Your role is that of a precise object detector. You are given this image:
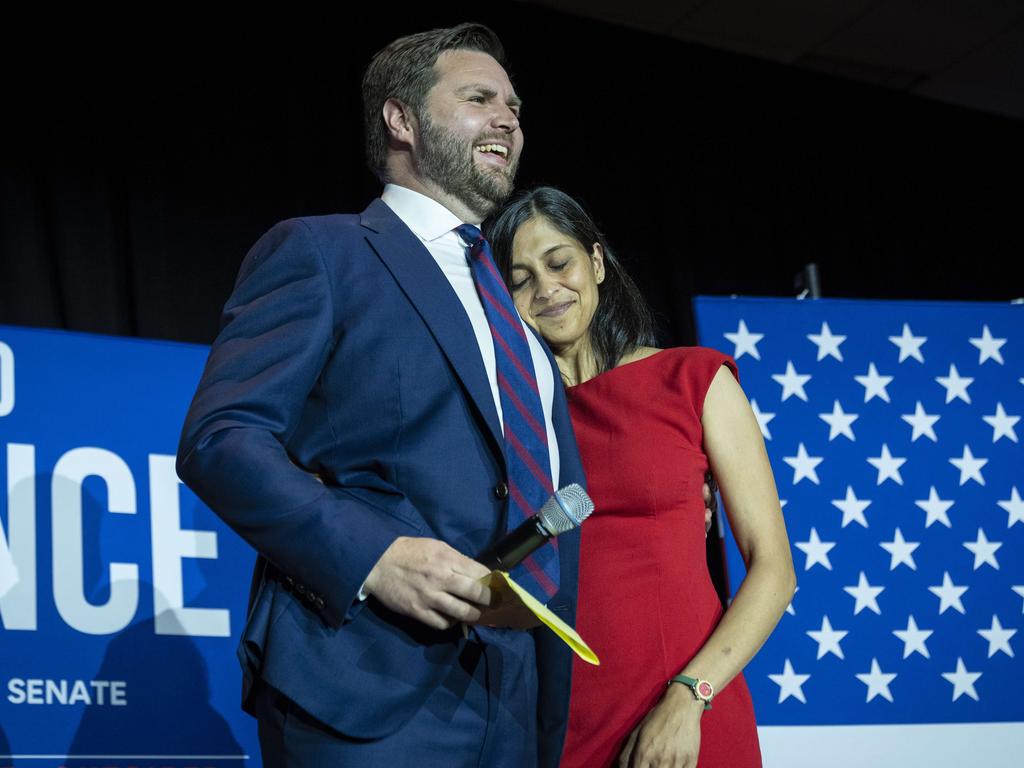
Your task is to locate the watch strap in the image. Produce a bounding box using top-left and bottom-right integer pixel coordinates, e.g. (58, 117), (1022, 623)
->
(668, 673), (713, 709)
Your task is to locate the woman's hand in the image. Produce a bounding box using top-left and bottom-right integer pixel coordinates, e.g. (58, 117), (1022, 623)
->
(618, 685), (704, 768)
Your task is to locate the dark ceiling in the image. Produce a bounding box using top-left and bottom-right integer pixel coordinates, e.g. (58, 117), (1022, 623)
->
(526, 0), (1024, 120)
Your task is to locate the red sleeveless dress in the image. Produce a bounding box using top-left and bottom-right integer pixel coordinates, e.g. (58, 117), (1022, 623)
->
(560, 347), (762, 768)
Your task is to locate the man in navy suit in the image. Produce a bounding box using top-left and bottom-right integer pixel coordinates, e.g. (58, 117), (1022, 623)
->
(177, 23), (584, 766)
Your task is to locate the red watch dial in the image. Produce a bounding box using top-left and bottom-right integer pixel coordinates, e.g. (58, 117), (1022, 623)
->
(697, 680), (714, 699)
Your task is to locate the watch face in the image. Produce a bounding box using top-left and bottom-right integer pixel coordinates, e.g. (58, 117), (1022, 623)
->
(697, 680), (714, 699)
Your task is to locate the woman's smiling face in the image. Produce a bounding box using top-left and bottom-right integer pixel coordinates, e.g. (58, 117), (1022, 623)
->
(508, 214), (605, 352)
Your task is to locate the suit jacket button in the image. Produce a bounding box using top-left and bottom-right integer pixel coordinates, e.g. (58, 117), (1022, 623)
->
(494, 481), (509, 500)
(315, 597), (325, 609)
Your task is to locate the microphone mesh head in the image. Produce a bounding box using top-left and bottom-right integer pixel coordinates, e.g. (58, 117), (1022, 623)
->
(538, 483), (595, 535)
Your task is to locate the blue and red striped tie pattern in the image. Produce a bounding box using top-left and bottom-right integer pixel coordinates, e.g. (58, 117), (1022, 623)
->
(456, 223), (559, 602)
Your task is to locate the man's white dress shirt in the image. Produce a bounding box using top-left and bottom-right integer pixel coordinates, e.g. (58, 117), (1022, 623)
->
(381, 184), (560, 486)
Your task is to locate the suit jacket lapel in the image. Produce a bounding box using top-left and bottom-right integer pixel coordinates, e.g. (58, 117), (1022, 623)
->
(359, 199), (505, 456)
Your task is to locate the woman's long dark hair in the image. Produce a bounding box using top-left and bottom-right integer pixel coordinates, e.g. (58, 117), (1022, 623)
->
(484, 186), (657, 375)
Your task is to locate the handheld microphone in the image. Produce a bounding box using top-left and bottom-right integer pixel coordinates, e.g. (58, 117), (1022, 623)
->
(477, 483), (594, 571)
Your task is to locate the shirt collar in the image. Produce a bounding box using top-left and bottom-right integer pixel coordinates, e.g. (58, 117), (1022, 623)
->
(381, 184), (466, 243)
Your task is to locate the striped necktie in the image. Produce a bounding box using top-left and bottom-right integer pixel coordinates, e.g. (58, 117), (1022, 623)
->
(456, 223), (559, 602)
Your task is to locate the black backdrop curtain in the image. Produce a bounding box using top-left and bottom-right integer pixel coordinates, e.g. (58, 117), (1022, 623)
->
(3, 5), (1021, 345)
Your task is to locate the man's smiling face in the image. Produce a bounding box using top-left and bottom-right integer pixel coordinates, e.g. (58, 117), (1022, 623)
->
(414, 49), (523, 221)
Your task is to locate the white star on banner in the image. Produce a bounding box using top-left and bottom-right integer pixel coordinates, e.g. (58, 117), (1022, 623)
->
(844, 571), (885, 615)
(832, 486), (871, 528)
(901, 401), (940, 442)
(929, 571), (968, 614)
(949, 444), (987, 486)
(724, 320), (764, 361)
(963, 528), (1001, 570)
(893, 615), (933, 659)
(969, 325), (1006, 365)
(867, 444), (906, 485)
(855, 363), (894, 403)
(749, 399), (775, 440)
(889, 323), (927, 363)
(983, 402), (1019, 443)
(773, 361), (811, 402)
(795, 527), (835, 571)
(808, 322), (846, 362)
(856, 658), (896, 703)
(807, 615), (848, 659)
(942, 658), (981, 702)
(784, 443), (823, 485)
(936, 364), (974, 404)
(819, 400), (858, 441)
(998, 487), (1024, 528)
(785, 585), (800, 616)
(769, 659), (810, 704)
(1013, 586), (1024, 612)
(915, 486), (954, 528)
(978, 615), (1016, 658)
(880, 527), (919, 571)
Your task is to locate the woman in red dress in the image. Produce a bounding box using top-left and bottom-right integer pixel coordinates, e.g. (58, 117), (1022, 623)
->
(486, 188), (795, 768)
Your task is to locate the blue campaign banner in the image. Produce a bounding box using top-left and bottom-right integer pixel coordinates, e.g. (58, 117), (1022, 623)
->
(0, 326), (259, 768)
(694, 297), (1023, 732)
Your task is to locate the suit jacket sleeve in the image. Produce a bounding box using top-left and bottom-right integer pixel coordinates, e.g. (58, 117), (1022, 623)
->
(177, 218), (410, 627)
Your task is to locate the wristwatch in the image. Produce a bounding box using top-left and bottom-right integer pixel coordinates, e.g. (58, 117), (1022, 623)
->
(669, 673), (714, 709)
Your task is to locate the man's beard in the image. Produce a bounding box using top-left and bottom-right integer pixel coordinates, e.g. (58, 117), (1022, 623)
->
(417, 113), (518, 220)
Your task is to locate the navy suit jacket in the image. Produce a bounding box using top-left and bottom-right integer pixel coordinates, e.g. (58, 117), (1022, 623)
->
(177, 199), (585, 765)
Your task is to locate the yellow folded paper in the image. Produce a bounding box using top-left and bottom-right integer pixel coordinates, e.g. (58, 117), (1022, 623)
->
(484, 571), (599, 666)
